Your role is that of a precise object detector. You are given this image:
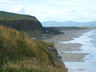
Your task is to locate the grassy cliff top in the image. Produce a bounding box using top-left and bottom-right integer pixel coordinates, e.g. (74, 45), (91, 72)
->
(0, 11), (36, 20)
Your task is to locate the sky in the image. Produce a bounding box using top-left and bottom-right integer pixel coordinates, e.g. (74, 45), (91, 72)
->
(0, 0), (96, 22)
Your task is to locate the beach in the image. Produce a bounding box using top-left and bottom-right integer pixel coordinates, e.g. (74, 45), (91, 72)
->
(45, 27), (95, 72)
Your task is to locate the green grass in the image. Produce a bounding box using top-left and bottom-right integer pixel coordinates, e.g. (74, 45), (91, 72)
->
(0, 11), (36, 20)
(0, 26), (67, 72)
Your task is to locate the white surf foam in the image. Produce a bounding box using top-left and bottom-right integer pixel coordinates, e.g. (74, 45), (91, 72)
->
(60, 30), (96, 72)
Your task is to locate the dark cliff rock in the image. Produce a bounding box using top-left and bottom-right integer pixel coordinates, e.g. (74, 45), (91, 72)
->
(0, 19), (43, 31)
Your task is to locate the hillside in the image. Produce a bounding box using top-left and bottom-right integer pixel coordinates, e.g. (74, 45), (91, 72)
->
(0, 11), (37, 20)
(0, 11), (43, 38)
(0, 26), (67, 72)
(42, 21), (96, 27)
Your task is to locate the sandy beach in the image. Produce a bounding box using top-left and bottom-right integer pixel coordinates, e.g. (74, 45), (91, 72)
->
(45, 27), (94, 63)
(46, 29), (90, 43)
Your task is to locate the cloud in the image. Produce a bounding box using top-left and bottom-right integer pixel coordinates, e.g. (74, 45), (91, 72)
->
(0, 0), (96, 22)
(34, 8), (96, 22)
(8, 6), (26, 14)
(18, 8), (25, 14)
(0, 0), (18, 3)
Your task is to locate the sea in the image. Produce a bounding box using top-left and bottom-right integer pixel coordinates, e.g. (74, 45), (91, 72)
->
(60, 30), (96, 72)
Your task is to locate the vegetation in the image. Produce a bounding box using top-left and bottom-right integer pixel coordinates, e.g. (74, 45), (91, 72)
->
(0, 26), (67, 72)
(0, 11), (43, 39)
(0, 11), (36, 20)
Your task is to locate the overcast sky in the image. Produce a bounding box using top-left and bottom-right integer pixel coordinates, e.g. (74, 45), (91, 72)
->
(0, 0), (96, 22)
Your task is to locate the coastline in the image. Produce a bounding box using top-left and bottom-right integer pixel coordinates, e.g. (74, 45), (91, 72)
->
(45, 27), (95, 71)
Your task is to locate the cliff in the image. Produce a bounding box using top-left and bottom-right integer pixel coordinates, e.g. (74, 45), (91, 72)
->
(0, 11), (68, 72)
(0, 11), (43, 36)
(0, 19), (43, 31)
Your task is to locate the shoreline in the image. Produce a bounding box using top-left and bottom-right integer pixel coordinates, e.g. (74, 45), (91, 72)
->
(45, 28), (91, 43)
(45, 27), (95, 71)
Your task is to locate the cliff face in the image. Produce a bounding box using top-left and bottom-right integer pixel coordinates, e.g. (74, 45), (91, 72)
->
(0, 11), (68, 72)
(0, 19), (43, 31)
(0, 11), (43, 32)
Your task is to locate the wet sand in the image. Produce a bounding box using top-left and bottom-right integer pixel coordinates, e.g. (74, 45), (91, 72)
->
(61, 53), (88, 62)
(56, 43), (81, 51)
